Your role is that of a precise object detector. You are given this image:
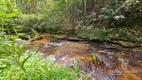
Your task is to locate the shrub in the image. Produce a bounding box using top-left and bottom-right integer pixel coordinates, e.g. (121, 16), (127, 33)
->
(0, 34), (81, 80)
(1, 52), (79, 80)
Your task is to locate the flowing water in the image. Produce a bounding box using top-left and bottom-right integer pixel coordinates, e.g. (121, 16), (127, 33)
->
(17, 34), (142, 80)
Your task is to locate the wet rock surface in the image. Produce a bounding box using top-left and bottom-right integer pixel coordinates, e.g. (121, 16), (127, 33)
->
(17, 35), (142, 80)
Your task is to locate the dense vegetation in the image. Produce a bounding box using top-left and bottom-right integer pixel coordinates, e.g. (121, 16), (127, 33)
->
(0, 32), (83, 80)
(0, 0), (142, 41)
(0, 0), (142, 79)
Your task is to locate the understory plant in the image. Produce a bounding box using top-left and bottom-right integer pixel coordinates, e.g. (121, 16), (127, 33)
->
(1, 52), (80, 80)
(0, 32), (81, 80)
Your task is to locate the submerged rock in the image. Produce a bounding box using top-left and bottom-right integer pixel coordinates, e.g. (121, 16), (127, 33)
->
(16, 34), (142, 80)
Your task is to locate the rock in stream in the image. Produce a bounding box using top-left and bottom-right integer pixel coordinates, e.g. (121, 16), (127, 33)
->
(17, 35), (142, 80)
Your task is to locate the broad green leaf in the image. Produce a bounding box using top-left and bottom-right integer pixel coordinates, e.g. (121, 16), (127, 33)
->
(0, 28), (6, 31)
(42, 65), (49, 72)
(14, 25), (23, 29)
(56, 1), (64, 7)
(17, 45), (26, 59)
(92, 52), (96, 60)
(6, 13), (17, 18)
(21, 55), (32, 67)
(32, 29), (39, 39)
(58, 11), (63, 14)
(8, 59), (19, 65)
(10, 39), (15, 54)
(0, 11), (4, 17)
(13, 28), (18, 34)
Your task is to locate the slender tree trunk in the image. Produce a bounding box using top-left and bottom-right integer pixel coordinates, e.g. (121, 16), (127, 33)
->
(13, 0), (17, 8)
(82, 0), (86, 21)
(42, 0), (47, 9)
(33, 0), (38, 15)
(91, 0), (95, 11)
(17, 0), (22, 11)
(67, 0), (70, 24)
(116, 0), (119, 8)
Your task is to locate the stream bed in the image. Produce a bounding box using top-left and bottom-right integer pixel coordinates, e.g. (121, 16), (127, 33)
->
(17, 34), (142, 80)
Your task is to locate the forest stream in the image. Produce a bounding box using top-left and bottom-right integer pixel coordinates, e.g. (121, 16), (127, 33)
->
(16, 34), (142, 80)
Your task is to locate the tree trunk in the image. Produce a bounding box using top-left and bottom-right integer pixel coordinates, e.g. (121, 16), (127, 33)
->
(33, 0), (38, 15)
(82, 0), (86, 22)
(116, 0), (119, 8)
(67, 0), (70, 24)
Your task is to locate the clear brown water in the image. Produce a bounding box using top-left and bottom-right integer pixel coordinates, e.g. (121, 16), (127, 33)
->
(18, 34), (142, 80)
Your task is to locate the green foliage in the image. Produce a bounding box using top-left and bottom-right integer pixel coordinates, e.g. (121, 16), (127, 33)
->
(0, 33), (81, 80)
(0, 0), (21, 34)
(1, 0), (142, 42)
(40, 12), (69, 34)
(18, 13), (69, 34)
(77, 25), (110, 41)
(18, 3), (70, 34)
(0, 34), (29, 72)
(76, 26), (142, 42)
(116, 28), (141, 41)
(99, 5), (126, 27)
(1, 52), (79, 80)
(92, 52), (96, 60)
(0, 32), (11, 56)
(126, 0), (142, 12)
